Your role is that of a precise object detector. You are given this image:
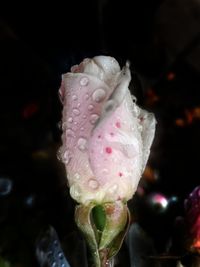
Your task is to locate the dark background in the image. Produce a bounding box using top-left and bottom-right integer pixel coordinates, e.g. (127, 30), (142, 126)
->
(0, 1), (200, 266)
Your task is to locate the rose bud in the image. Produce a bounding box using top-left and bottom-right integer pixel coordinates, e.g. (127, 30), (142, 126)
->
(58, 56), (156, 205)
(58, 55), (156, 267)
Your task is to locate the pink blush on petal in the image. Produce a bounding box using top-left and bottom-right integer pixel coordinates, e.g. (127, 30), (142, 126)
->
(115, 121), (121, 128)
(105, 147), (112, 154)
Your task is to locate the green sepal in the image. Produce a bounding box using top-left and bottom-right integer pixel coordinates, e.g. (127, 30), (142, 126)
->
(75, 201), (130, 267)
(75, 203), (101, 266)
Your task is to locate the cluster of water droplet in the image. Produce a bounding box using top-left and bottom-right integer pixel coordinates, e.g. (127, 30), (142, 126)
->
(57, 75), (109, 168)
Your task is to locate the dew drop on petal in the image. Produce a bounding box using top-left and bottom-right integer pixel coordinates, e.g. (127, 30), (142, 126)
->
(88, 104), (94, 111)
(74, 173), (80, 180)
(131, 95), (137, 103)
(70, 184), (81, 199)
(102, 168), (108, 174)
(56, 148), (62, 161)
(62, 150), (71, 164)
(58, 90), (64, 104)
(92, 88), (106, 103)
(77, 102), (81, 107)
(72, 94), (78, 101)
(109, 184), (118, 194)
(73, 108), (80, 116)
(132, 104), (140, 116)
(83, 115), (86, 119)
(77, 137), (87, 151)
(71, 64), (78, 72)
(80, 127), (84, 131)
(80, 77), (89, 86)
(68, 117), (73, 123)
(88, 179), (99, 189)
(57, 121), (62, 130)
(66, 128), (75, 137)
(90, 114), (99, 124)
(85, 94), (89, 100)
(122, 144), (136, 158)
(62, 122), (68, 131)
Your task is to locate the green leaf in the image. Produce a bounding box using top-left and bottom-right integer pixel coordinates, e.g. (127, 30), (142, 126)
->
(92, 205), (106, 232)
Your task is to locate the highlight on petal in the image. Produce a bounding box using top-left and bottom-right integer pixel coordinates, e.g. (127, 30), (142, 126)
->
(59, 55), (156, 204)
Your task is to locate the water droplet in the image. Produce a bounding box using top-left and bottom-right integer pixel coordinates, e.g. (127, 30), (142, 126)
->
(68, 117), (73, 123)
(58, 89), (64, 104)
(74, 121), (78, 125)
(56, 148), (62, 161)
(62, 150), (71, 164)
(72, 94), (78, 101)
(70, 184), (81, 199)
(80, 127), (84, 131)
(51, 262), (57, 267)
(92, 88), (106, 103)
(90, 114), (99, 124)
(99, 70), (104, 80)
(71, 64), (78, 72)
(77, 102), (81, 107)
(66, 129), (75, 137)
(122, 144), (136, 158)
(73, 108), (80, 116)
(57, 121), (62, 130)
(85, 94), (89, 100)
(83, 115), (86, 119)
(54, 240), (58, 246)
(109, 184), (118, 194)
(131, 95), (137, 103)
(58, 252), (63, 259)
(61, 264), (65, 267)
(102, 168), (108, 174)
(77, 137), (87, 151)
(62, 122), (67, 130)
(80, 77), (89, 86)
(88, 179), (99, 189)
(74, 173), (80, 180)
(88, 104), (94, 111)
